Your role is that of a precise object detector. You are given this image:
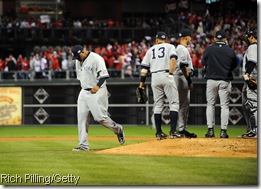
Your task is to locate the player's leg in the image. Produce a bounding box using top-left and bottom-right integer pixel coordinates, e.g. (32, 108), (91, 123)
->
(150, 105), (156, 129)
(174, 75), (188, 130)
(73, 90), (90, 151)
(205, 80), (218, 137)
(152, 84), (166, 139)
(218, 81), (231, 138)
(239, 83), (251, 137)
(164, 75), (180, 138)
(151, 74), (168, 139)
(243, 89), (257, 138)
(89, 87), (125, 144)
(174, 75), (196, 137)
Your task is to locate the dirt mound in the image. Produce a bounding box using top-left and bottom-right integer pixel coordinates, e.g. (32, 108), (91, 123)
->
(95, 138), (257, 158)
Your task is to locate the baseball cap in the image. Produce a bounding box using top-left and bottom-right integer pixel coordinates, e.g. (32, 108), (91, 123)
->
(178, 29), (192, 37)
(71, 45), (83, 60)
(156, 31), (167, 40)
(215, 30), (226, 39)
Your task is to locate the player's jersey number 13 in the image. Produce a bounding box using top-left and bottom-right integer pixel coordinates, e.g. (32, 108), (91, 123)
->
(152, 47), (165, 59)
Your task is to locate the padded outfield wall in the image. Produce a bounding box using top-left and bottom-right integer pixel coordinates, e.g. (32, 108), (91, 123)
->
(0, 78), (245, 126)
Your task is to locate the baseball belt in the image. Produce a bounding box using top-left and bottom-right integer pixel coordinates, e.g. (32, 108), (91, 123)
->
(151, 69), (169, 74)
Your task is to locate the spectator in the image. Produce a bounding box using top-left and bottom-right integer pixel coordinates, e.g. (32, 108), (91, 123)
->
(32, 53), (42, 79)
(0, 58), (5, 79)
(41, 54), (49, 78)
(50, 53), (61, 78)
(17, 54), (29, 79)
(0, 58), (5, 71)
(67, 54), (76, 78)
(4, 55), (17, 79)
(61, 54), (69, 78)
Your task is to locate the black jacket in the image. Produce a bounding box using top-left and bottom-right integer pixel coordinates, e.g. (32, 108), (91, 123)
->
(201, 41), (238, 80)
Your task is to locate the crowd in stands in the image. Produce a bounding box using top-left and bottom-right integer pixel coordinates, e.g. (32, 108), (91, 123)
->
(0, 9), (257, 80)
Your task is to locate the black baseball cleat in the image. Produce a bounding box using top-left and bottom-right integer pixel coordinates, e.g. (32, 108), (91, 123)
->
(117, 129), (125, 144)
(72, 147), (89, 151)
(238, 131), (257, 138)
(205, 128), (215, 138)
(220, 129), (229, 138)
(156, 132), (168, 140)
(169, 131), (182, 139)
(178, 130), (197, 138)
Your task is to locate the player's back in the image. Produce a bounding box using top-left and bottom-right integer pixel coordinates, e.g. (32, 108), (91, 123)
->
(142, 43), (176, 73)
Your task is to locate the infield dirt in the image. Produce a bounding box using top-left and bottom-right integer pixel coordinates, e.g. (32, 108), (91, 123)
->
(95, 137), (257, 158)
(0, 136), (257, 158)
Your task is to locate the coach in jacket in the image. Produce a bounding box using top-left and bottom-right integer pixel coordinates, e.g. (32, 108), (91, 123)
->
(201, 30), (238, 138)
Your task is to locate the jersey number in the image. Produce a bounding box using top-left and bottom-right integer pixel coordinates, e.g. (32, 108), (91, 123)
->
(152, 47), (165, 59)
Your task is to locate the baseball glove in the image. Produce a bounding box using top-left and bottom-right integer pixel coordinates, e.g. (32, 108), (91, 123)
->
(247, 78), (257, 90)
(243, 74), (257, 90)
(136, 87), (148, 103)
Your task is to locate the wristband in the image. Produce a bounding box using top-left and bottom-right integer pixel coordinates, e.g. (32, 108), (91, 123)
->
(140, 76), (146, 83)
(97, 77), (107, 87)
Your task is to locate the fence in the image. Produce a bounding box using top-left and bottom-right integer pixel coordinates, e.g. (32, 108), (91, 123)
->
(0, 78), (246, 126)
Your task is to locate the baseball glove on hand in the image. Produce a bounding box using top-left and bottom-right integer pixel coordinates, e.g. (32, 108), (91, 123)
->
(136, 87), (148, 103)
(243, 74), (257, 90)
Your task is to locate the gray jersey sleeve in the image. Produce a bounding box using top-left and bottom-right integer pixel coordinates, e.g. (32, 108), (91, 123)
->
(175, 45), (193, 74)
(247, 44), (257, 64)
(96, 54), (109, 79)
(243, 44), (257, 79)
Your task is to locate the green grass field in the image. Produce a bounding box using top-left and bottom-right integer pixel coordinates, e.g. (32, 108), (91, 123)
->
(0, 125), (258, 186)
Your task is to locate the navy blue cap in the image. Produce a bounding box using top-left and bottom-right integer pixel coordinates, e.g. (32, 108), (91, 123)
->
(71, 45), (83, 60)
(215, 30), (226, 39)
(156, 31), (167, 40)
(178, 29), (192, 37)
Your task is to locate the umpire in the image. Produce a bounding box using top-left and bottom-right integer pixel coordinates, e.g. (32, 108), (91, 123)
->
(201, 30), (238, 138)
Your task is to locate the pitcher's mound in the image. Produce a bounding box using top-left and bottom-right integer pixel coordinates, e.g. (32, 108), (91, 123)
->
(95, 138), (257, 158)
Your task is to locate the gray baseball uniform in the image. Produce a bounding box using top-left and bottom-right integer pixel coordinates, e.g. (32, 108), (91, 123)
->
(72, 46), (124, 150)
(141, 43), (179, 113)
(242, 43), (257, 135)
(174, 44), (193, 131)
(140, 32), (180, 139)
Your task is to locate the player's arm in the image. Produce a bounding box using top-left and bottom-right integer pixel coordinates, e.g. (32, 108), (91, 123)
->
(245, 45), (257, 75)
(243, 46), (257, 86)
(243, 60), (257, 90)
(91, 76), (109, 94)
(169, 57), (176, 75)
(180, 63), (193, 90)
(245, 61), (256, 75)
(180, 65), (189, 77)
(139, 65), (149, 88)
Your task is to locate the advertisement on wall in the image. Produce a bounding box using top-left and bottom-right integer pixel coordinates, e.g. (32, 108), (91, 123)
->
(0, 87), (22, 126)
(18, 0), (63, 15)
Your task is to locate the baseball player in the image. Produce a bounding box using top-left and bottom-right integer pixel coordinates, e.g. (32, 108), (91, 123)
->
(174, 28), (197, 138)
(239, 28), (257, 138)
(201, 30), (238, 138)
(139, 31), (181, 140)
(71, 45), (125, 151)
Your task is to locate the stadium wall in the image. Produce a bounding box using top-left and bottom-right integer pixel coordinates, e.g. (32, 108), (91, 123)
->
(0, 78), (246, 126)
